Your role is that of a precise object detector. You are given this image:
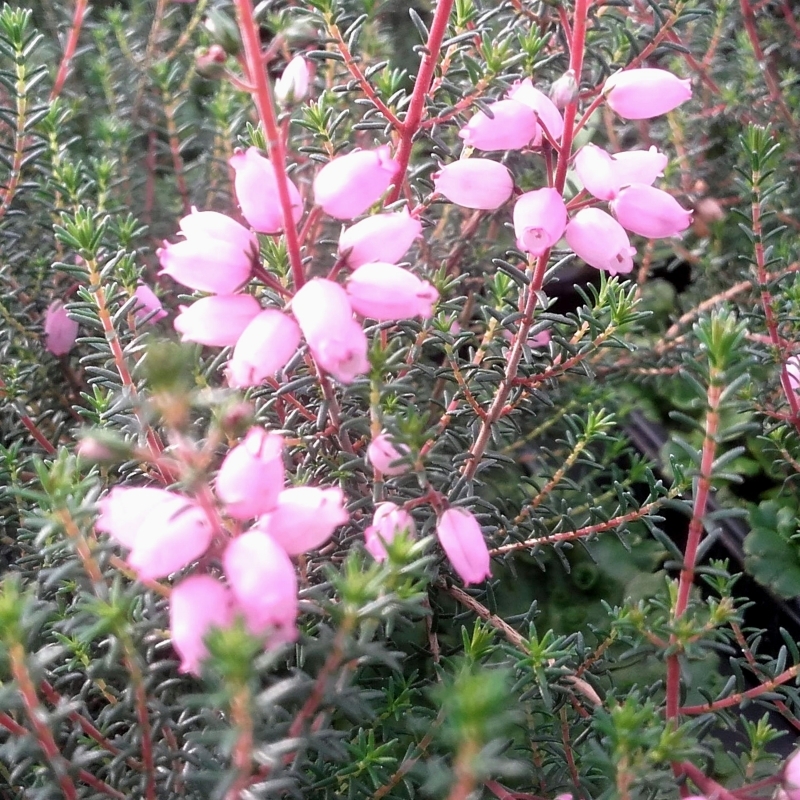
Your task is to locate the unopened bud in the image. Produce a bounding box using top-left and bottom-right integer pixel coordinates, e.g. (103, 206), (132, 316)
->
(203, 8), (241, 56)
(550, 69), (578, 109)
(218, 401), (255, 439)
(195, 45), (227, 79)
(274, 55), (310, 106)
(76, 432), (132, 464)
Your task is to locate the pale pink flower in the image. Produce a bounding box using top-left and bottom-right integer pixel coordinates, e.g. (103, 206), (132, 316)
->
(174, 294), (261, 347)
(291, 279), (369, 383)
(96, 487), (178, 547)
(784, 751), (800, 800)
(364, 502), (415, 561)
(611, 146), (668, 188)
(786, 356), (800, 394)
(549, 70), (578, 109)
(508, 79), (565, 142)
(367, 433), (410, 476)
(132, 284), (167, 324)
(274, 55), (310, 105)
(44, 300), (78, 356)
(436, 508), (491, 586)
(170, 575), (234, 675)
(565, 208), (636, 275)
(226, 309), (302, 388)
(604, 68), (692, 119)
(216, 428), (285, 520)
(458, 99), (539, 151)
(513, 188), (568, 255)
(433, 159), (514, 210)
(230, 147), (303, 234)
(574, 144), (618, 201)
(223, 530), (298, 640)
(313, 146), (398, 219)
(610, 184), (692, 238)
(346, 263), (438, 321)
(255, 486), (348, 555)
(338, 209), (422, 268)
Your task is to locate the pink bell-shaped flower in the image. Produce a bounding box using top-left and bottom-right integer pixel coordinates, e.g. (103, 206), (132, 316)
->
(96, 486), (178, 547)
(604, 68), (692, 119)
(170, 575), (234, 675)
(216, 427), (285, 520)
(574, 144), (618, 201)
(159, 210), (257, 294)
(784, 750), (800, 800)
(227, 309), (302, 388)
(436, 508), (491, 586)
(611, 184), (692, 238)
(174, 294), (262, 347)
(367, 433), (411, 476)
(338, 209), (422, 269)
(507, 79), (565, 143)
(364, 502), (415, 561)
(433, 159), (514, 210)
(274, 55), (310, 105)
(254, 486), (348, 555)
(513, 188), (568, 255)
(346, 263), (438, 321)
(611, 146), (668, 188)
(223, 530), (298, 640)
(458, 99), (539, 151)
(313, 146), (398, 220)
(291, 278), (369, 383)
(132, 283), (167, 324)
(230, 147), (303, 234)
(566, 208), (636, 275)
(44, 300), (79, 356)
(786, 356), (800, 394)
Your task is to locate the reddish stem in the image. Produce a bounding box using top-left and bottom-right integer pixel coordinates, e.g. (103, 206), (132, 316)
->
(50, 0), (90, 101)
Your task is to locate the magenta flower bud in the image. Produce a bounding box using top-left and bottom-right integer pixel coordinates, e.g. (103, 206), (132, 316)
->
(230, 147), (303, 234)
(574, 144), (618, 201)
(255, 486), (348, 555)
(549, 70), (578, 109)
(784, 751), (800, 800)
(458, 99), (539, 152)
(507, 78), (565, 143)
(313, 146), (398, 220)
(611, 184), (692, 239)
(364, 502), (415, 561)
(132, 283), (167, 324)
(604, 68), (692, 119)
(367, 433), (410, 476)
(159, 210), (257, 294)
(216, 427), (285, 520)
(170, 575), (234, 675)
(174, 294), (261, 347)
(436, 508), (491, 586)
(275, 54), (310, 105)
(338, 208), (423, 268)
(223, 530), (298, 640)
(433, 159), (514, 210)
(611, 146), (668, 188)
(227, 309), (302, 388)
(787, 356), (800, 394)
(44, 300), (79, 356)
(513, 188), (568, 255)
(291, 278), (369, 383)
(566, 208), (636, 275)
(346, 263), (438, 321)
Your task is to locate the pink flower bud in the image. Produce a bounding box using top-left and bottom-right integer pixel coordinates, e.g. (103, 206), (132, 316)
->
(44, 300), (79, 356)
(367, 433), (410, 476)
(255, 486), (348, 555)
(611, 146), (668, 188)
(291, 279), (369, 383)
(549, 70), (578, 110)
(565, 208), (636, 275)
(159, 210), (257, 294)
(346, 263), (438, 321)
(784, 751), (800, 800)
(229, 147), (303, 234)
(433, 159), (514, 210)
(174, 294), (262, 347)
(787, 356), (800, 394)
(604, 68), (692, 120)
(170, 575), (234, 675)
(313, 146), (398, 220)
(364, 502), (415, 561)
(223, 530), (298, 640)
(227, 309), (302, 388)
(436, 508), (491, 586)
(610, 184), (692, 239)
(216, 427), (285, 520)
(507, 79), (565, 143)
(275, 55), (310, 105)
(458, 99), (539, 151)
(513, 188), (567, 255)
(338, 209), (422, 268)
(574, 144), (618, 201)
(132, 283), (167, 324)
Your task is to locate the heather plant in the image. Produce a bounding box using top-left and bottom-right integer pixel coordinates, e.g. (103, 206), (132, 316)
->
(1, 0), (800, 798)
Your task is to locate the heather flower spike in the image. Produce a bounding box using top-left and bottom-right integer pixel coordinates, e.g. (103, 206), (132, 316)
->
(566, 208), (636, 275)
(44, 300), (78, 356)
(338, 209), (423, 268)
(458, 99), (539, 151)
(513, 188), (568, 256)
(604, 68), (692, 119)
(433, 159), (514, 210)
(436, 508), (492, 586)
(346, 263), (439, 321)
